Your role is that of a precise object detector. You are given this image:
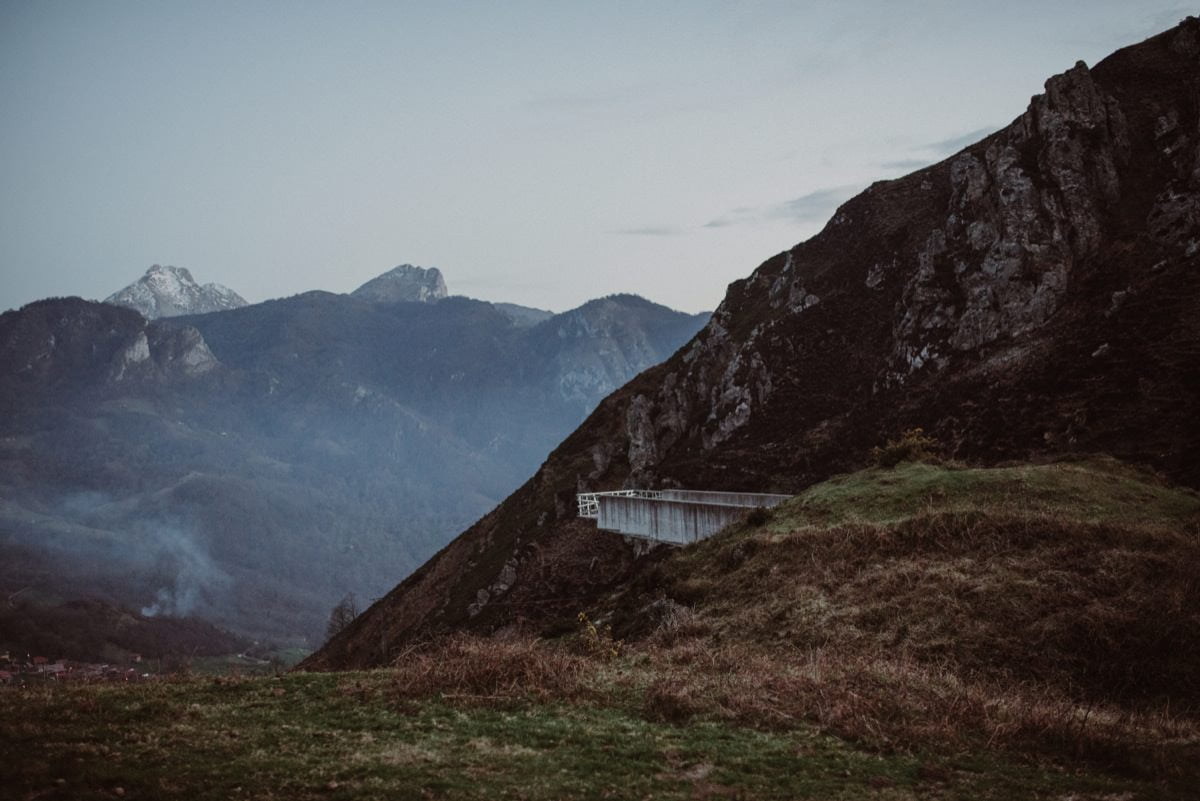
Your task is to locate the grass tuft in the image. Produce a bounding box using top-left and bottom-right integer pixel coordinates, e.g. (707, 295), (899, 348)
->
(390, 633), (590, 704)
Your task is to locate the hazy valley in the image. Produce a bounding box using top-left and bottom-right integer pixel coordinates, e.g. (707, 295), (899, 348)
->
(0, 267), (707, 649)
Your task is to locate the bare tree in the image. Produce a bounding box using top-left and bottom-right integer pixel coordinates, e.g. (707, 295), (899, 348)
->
(325, 593), (359, 642)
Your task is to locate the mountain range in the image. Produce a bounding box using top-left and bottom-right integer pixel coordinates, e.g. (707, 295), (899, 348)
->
(307, 18), (1200, 670)
(0, 269), (707, 646)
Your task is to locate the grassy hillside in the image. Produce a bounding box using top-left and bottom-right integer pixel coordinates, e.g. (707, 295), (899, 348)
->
(12, 458), (1195, 798)
(650, 458), (1200, 690)
(766, 457), (1200, 528)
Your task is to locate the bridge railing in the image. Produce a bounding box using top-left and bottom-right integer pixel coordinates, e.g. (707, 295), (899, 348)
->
(655, 489), (792, 508)
(577, 489), (661, 519)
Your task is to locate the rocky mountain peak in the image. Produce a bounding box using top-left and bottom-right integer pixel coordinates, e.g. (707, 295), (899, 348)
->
(104, 264), (247, 319)
(636, 17), (1200, 472)
(350, 265), (448, 303)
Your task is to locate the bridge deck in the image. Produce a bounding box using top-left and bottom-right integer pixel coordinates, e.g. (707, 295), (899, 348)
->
(577, 489), (792, 545)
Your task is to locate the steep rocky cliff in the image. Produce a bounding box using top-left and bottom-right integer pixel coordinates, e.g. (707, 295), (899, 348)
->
(306, 19), (1200, 670)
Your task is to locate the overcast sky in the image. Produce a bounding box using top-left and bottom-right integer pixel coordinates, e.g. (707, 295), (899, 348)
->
(0, 1), (1191, 315)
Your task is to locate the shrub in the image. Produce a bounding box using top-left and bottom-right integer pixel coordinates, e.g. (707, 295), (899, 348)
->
(745, 506), (771, 527)
(643, 599), (710, 647)
(577, 612), (623, 659)
(871, 427), (939, 467)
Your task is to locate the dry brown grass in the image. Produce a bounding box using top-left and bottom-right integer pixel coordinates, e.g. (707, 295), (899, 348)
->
(384, 462), (1200, 779)
(635, 639), (1200, 777)
(389, 633), (592, 703)
(641, 598), (713, 647)
(663, 509), (1200, 703)
(380, 627), (1200, 779)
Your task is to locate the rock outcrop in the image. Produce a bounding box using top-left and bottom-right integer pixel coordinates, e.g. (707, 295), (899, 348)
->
(304, 18), (1200, 671)
(105, 265), (246, 319)
(0, 297), (221, 388)
(350, 265), (448, 303)
(109, 323), (218, 382)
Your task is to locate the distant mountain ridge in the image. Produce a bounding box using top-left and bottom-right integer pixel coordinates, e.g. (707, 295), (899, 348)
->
(0, 280), (707, 644)
(105, 264), (246, 318)
(493, 302), (554, 328)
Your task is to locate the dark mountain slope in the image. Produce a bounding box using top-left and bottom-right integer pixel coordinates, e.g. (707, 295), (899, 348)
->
(0, 290), (706, 645)
(178, 291), (709, 472)
(306, 19), (1200, 670)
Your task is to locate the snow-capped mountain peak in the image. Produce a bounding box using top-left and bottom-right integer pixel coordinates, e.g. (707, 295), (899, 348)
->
(104, 264), (247, 319)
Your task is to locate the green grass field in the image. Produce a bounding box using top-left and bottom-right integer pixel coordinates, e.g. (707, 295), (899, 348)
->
(769, 456), (1200, 530)
(0, 669), (1176, 800)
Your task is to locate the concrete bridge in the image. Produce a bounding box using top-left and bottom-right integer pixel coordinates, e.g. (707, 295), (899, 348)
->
(577, 489), (792, 545)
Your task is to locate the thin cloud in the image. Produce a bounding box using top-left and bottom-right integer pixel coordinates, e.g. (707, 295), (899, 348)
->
(522, 83), (707, 119)
(771, 186), (862, 223)
(879, 157), (934, 172)
(704, 184), (863, 229)
(925, 127), (996, 156)
(523, 86), (644, 113)
(614, 226), (684, 237)
(874, 126), (997, 175)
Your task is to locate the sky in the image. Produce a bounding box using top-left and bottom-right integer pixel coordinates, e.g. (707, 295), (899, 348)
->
(0, 1), (1192, 315)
